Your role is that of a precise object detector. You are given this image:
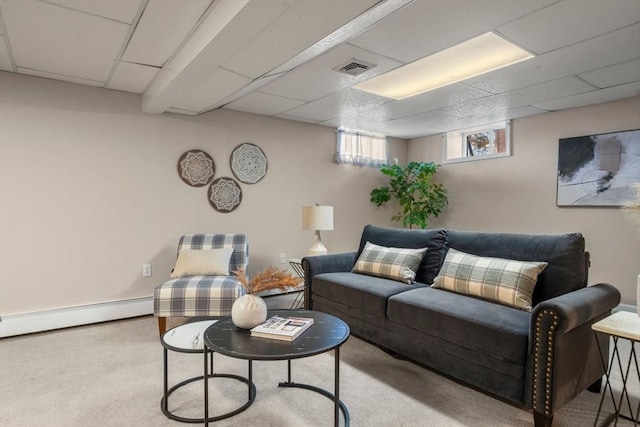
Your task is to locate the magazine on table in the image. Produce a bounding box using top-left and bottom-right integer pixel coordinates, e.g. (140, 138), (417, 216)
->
(250, 315), (314, 341)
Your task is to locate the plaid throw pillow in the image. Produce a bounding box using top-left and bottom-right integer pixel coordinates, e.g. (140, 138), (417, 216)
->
(352, 241), (428, 284)
(432, 249), (548, 311)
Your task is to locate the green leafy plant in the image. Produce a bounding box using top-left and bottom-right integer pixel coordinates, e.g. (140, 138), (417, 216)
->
(370, 161), (448, 229)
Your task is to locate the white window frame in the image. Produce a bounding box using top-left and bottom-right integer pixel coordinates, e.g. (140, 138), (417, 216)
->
(442, 120), (511, 164)
(335, 128), (388, 167)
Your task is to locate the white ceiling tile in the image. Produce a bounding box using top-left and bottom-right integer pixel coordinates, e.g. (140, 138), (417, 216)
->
(497, 0), (640, 54)
(579, 59), (640, 89)
(348, 0), (555, 63)
(459, 106), (550, 130)
(1, 0), (129, 82)
(318, 112), (391, 132)
(465, 23), (640, 94)
(363, 83), (493, 120)
(282, 88), (390, 122)
(171, 67), (251, 112)
(275, 114), (321, 124)
(17, 66), (103, 87)
(532, 82), (640, 111)
(44, 0), (144, 24)
(224, 91), (306, 116)
(373, 120), (444, 139)
(259, 43), (403, 102)
(386, 109), (468, 132)
(502, 76), (596, 105)
(223, 0), (379, 79)
(444, 77), (595, 116)
(107, 61), (159, 94)
(122, 0), (213, 67)
(0, 36), (13, 71)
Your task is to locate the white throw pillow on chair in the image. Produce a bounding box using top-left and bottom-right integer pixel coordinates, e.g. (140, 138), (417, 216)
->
(170, 248), (234, 278)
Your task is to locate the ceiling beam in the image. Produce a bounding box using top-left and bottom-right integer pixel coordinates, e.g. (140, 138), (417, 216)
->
(142, 0), (294, 114)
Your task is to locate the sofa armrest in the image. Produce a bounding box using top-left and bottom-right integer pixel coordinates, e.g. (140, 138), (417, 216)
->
(530, 283), (621, 340)
(528, 283), (621, 422)
(302, 252), (357, 309)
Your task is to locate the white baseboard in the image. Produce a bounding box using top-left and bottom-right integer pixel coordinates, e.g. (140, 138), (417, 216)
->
(615, 303), (636, 313)
(1, 298), (634, 338)
(0, 297), (153, 338)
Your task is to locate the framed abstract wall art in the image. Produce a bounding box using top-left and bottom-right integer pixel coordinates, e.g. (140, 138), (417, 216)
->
(557, 129), (640, 207)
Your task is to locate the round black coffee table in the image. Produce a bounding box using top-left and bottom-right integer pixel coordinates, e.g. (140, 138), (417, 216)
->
(202, 309), (350, 426)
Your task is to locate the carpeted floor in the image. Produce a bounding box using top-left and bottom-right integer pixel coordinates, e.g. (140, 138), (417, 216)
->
(0, 296), (637, 426)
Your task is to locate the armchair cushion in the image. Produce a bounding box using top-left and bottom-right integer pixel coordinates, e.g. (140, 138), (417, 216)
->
(154, 275), (246, 317)
(170, 248), (234, 278)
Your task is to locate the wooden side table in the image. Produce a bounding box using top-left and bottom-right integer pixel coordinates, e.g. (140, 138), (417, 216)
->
(592, 311), (640, 426)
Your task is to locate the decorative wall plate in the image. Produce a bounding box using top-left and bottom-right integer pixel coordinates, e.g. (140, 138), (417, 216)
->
(208, 177), (242, 213)
(178, 150), (215, 187)
(230, 143), (267, 184)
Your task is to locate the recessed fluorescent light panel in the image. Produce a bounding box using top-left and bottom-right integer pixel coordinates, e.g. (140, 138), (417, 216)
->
(355, 32), (534, 100)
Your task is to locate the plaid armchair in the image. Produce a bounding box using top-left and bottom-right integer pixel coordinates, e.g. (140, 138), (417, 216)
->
(153, 234), (248, 335)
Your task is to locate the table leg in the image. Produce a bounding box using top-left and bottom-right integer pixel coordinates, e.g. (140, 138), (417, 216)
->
(163, 348), (168, 412)
(335, 346), (340, 427)
(618, 341), (635, 423)
(594, 334), (617, 427)
(594, 335), (640, 427)
(204, 346), (209, 427)
(278, 349), (350, 426)
(249, 360), (253, 400)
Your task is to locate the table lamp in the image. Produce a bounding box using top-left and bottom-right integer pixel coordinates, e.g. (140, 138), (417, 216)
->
(302, 205), (334, 256)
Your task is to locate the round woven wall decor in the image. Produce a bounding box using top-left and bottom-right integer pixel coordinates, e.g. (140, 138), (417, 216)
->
(208, 177), (242, 213)
(177, 149), (215, 187)
(230, 143), (267, 184)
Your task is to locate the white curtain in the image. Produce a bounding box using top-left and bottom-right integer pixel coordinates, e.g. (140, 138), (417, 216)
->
(335, 128), (388, 167)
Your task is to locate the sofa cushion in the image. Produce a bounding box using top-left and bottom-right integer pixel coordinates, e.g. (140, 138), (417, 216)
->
(387, 286), (530, 365)
(445, 231), (586, 305)
(357, 225), (446, 285)
(312, 272), (416, 318)
(352, 241), (427, 284)
(432, 249), (548, 311)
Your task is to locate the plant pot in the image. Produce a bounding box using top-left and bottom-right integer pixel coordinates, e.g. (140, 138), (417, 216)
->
(231, 294), (267, 329)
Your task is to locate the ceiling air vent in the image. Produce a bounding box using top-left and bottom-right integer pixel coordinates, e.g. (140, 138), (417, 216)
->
(333, 59), (376, 76)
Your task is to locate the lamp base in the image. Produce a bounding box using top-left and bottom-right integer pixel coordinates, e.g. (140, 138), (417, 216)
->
(307, 230), (328, 256)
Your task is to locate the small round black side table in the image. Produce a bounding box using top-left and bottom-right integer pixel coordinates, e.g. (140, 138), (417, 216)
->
(203, 309), (350, 426)
(160, 320), (255, 423)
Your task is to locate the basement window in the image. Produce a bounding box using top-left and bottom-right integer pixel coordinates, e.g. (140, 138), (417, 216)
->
(335, 128), (388, 167)
(443, 121), (511, 164)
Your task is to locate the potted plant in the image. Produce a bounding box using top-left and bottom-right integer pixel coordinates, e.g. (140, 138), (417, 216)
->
(370, 161), (448, 229)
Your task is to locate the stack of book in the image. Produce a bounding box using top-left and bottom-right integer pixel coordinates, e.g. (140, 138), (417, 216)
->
(250, 315), (314, 341)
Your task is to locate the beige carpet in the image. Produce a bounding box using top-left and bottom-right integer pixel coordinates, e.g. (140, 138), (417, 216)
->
(1, 299), (637, 426)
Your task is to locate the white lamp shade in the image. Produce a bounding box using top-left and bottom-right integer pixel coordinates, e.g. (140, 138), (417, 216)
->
(302, 206), (334, 231)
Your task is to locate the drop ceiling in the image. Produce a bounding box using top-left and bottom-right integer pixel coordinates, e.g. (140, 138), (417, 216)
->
(0, 0), (638, 139)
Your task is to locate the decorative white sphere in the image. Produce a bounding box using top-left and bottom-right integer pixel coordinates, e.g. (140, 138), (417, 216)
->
(231, 294), (268, 329)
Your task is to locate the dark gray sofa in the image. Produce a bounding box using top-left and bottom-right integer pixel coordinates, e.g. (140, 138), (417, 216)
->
(303, 225), (621, 427)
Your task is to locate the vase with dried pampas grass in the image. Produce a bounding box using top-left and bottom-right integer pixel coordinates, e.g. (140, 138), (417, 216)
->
(230, 267), (303, 328)
(622, 183), (640, 316)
